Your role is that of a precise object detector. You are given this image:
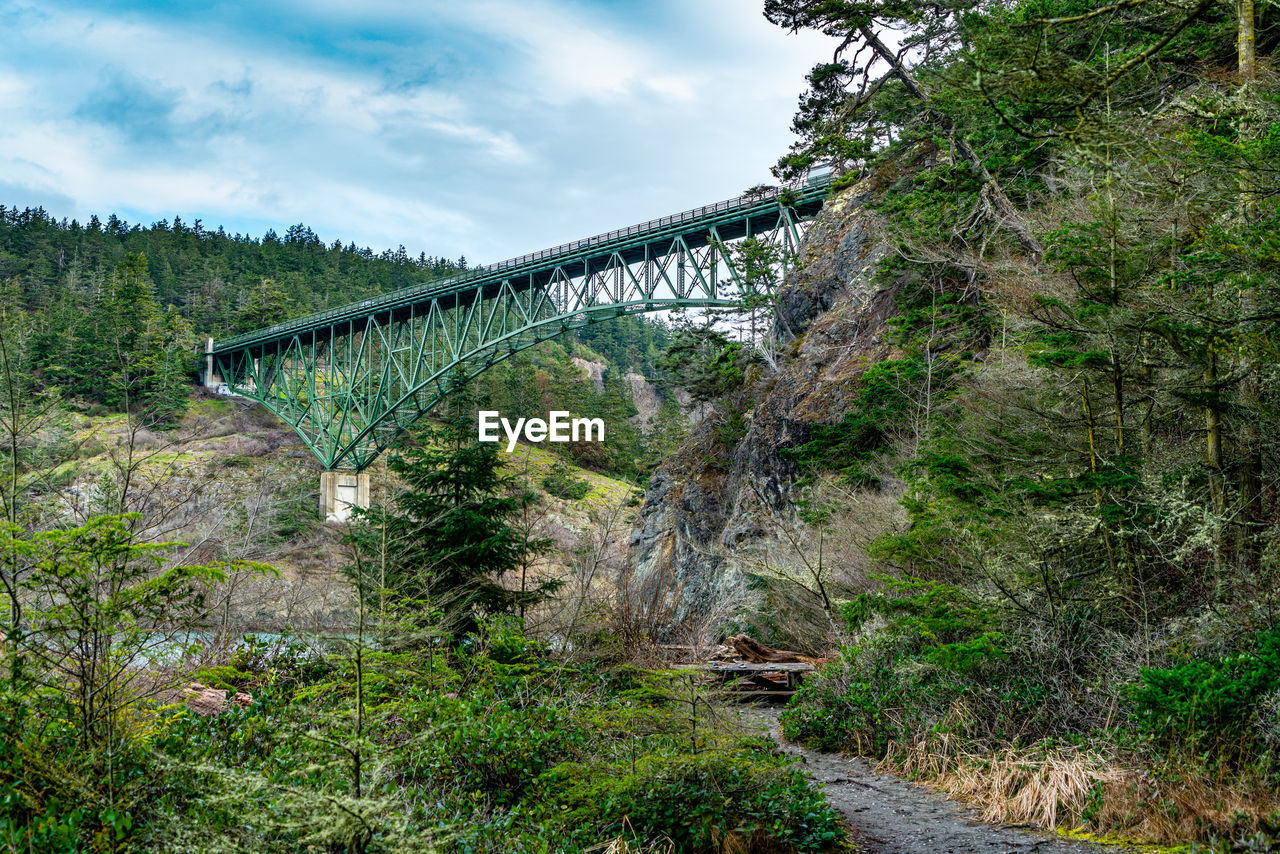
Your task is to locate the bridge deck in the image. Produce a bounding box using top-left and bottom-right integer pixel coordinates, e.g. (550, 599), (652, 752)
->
(213, 179), (830, 354)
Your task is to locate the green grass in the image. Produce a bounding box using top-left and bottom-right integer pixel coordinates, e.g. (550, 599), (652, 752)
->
(500, 442), (637, 505)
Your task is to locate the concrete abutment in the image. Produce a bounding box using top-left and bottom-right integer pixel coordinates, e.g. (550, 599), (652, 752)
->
(319, 471), (370, 524)
(203, 338), (222, 389)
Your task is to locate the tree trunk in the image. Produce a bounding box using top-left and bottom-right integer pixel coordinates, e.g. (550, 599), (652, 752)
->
(1083, 378), (1121, 585)
(1205, 356), (1227, 517)
(857, 25), (1044, 261)
(1235, 6), (1260, 569)
(1239, 0), (1257, 80)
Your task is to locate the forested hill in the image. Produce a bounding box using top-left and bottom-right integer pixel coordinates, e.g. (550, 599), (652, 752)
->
(0, 205), (465, 334)
(0, 204), (675, 371)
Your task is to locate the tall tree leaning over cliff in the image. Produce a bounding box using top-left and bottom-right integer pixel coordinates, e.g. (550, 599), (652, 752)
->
(764, 0), (1044, 259)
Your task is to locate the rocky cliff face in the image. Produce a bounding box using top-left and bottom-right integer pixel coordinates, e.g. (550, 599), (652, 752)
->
(628, 179), (897, 637)
(571, 356), (607, 392)
(624, 371), (663, 432)
(575, 357), (675, 435)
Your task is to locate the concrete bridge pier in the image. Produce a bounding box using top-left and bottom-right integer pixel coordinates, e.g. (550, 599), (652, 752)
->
(320, 471), (370, 524)
(203, 338), (223, 389)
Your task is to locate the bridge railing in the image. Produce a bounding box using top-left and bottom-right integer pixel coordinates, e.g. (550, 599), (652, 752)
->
(213, 176), (830, 353)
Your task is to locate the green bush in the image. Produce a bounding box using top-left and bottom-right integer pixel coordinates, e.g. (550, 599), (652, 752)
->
(785, 358), (948, 486)
(476, 614), (551, 665)
(193, 665), (255, 691)
(783, 578), (1015, 755)
(781, 635), (956, 756)
(1129, 628), (1280, 752)
(157, 688), (288, 771)
(525, 750), (843, 851)
(711, 405), (749, 446)
(1, 691), (164, 854)
(656, 328), (752, 403)
(228, 632), (330, 693)
(394, 694), (586, 807)
(843, 577), (1007, 674)
(542, 460), (591, 500)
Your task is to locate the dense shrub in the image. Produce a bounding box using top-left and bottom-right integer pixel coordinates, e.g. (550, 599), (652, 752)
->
(541, 461), (592, 500)
(131, 627), (846, 852)
(783, 579), (1049, 756)
(1129, 628), (1280, 753)
(1, 690), (169, 854)
(781, 634), (962, 755)
(524, 750), (843, 852)
(842, 577), (1008, 673)
(395, 695), (586, 806)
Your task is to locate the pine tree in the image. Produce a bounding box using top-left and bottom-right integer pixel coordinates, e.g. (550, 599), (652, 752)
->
(597, 368), (641, 479)
(138, 306), (197, 426)
(373, 375), (555, 642)
(234, 277), (293, 333)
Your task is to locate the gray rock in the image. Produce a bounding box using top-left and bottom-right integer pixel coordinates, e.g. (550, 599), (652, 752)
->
(628, 179), (897, 637)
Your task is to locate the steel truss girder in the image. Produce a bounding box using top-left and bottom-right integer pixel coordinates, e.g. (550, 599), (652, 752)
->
(212, 191), (824, 471)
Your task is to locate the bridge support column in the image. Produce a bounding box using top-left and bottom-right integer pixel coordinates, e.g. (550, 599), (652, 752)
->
(203, 338), (223, 389)
(320, 471), (370, 524)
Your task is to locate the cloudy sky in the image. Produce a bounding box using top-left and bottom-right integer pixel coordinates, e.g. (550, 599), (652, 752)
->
(0, 0), (836, 263)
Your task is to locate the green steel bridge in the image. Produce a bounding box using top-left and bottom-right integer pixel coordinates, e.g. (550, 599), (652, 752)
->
(209, 178), (832, 471)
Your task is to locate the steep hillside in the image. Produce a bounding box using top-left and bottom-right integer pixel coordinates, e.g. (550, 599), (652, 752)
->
(630, 179), (894, 644)
(52, 394), (640, 636)
(627, 1), (1280, 845)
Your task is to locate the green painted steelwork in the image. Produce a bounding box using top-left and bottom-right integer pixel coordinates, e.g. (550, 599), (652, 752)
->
(211, 180), (830, 470)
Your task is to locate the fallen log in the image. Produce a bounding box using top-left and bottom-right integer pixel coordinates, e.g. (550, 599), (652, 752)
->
(724, 634), (829, 666)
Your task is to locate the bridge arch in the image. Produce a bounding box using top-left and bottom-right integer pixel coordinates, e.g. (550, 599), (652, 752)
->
(210, 181), (829, 471)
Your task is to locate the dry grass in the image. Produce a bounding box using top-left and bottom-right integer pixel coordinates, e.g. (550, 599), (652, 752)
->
(716, 829), (806, 853)
(1090, 763), (1280, 845)
(886, 732), (1115, 830)
(882, 728), (1280, 846)
(590, 836), (674, 853)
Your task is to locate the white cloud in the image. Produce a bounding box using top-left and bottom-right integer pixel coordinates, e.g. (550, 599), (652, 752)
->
(0, 3), (511, 251)
(274, 0), (701, 105)
(446, 0), (698, 104)
(0, 0), (842, 261)
(25, 10), (518, 158)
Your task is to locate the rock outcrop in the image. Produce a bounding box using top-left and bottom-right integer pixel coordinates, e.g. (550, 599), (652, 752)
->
(625, 371), (664, 432)
(571, 356), (607, 393)
(183, 683), (253, 716)
(628, 179), (896, 635)
(673, 387), (714, 426)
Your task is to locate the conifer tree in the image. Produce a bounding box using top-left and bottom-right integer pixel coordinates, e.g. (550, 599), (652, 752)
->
(234, 277), (294, 333)
(373, 375), (555, 642)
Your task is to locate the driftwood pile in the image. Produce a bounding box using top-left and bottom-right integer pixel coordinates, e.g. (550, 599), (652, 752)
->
(709, 635), (830, 667)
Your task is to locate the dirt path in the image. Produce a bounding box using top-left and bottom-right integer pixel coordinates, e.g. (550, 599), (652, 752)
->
(741, 708), (1134, 854)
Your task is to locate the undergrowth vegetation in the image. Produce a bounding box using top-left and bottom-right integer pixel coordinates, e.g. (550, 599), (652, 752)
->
(0, 374), (844, 853)
(5, 626), (844, 853)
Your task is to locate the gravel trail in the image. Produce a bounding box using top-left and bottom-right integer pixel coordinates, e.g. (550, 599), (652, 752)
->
(741, 708), (1135, 854)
